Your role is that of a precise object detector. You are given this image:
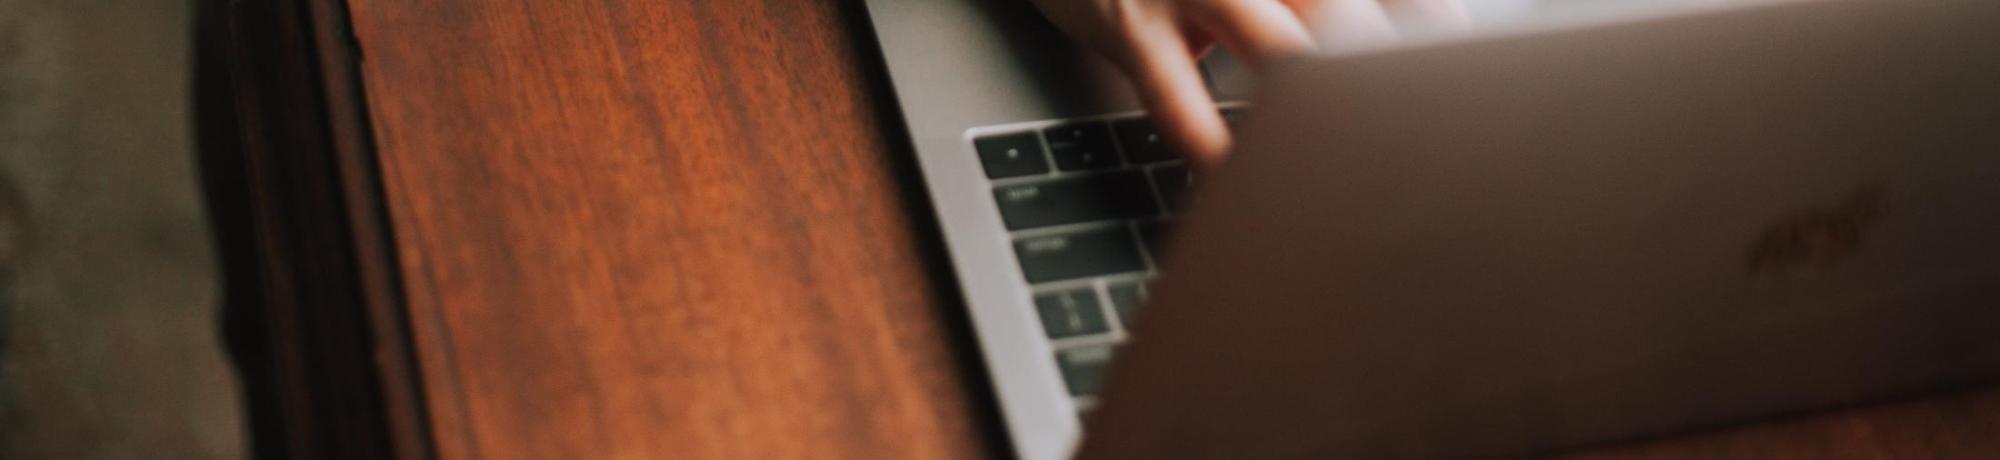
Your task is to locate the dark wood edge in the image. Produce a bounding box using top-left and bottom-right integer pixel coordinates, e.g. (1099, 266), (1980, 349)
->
(834, 0), (1017, 455)
(204, 0), (431, 458)
(297, 0), (435, 457)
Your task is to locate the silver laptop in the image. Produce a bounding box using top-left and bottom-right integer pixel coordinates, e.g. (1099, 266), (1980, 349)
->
(858, 0), (2000, 458)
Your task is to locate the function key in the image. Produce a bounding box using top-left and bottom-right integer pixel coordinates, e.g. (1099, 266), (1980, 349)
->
(1113, 117), (1176, 164)
(1014, 227), (1147, 284)
(1057, 346), (1115, 396)
(1043, 122), (1121, 171)
(1034, 288), (1112, 339)
(973, 132), (1051, 179)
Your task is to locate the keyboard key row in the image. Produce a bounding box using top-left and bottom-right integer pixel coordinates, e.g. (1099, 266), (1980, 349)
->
(973, 108), (1245, 178)
(1013, 226), (1147, 284)
(993, 172), (1158, 231)
(973, 114), (1216, 179)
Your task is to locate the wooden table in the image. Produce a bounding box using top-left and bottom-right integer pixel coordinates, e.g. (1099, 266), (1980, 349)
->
(222, 0), (2000, 458)
(342, 0), (998, 457)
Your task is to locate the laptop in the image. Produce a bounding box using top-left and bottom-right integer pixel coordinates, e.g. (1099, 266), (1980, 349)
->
(857, 0), (2000, 457)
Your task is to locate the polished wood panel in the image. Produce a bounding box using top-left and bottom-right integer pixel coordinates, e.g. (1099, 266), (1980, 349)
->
(344, 0), (997, 457)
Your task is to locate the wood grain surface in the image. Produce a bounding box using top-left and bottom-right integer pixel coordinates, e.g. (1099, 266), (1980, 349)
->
(344, 0), (998, 457)
(338, 0), (1995, 458)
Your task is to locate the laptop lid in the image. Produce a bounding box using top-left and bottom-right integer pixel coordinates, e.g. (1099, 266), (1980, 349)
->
(1084, 0), (2000, 456)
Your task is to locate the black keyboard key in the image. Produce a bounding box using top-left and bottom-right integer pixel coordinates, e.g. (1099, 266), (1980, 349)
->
(1107, 282), (1146, 326)
(1014, 227), (1147, 283)
(1057, 346), (1115, 396)
(973, 132), (1051, 179)
(993, 172), (1159, 230)
(1043, 122), (1121, 171)
(1150, 164), (1194, 211)
(1112, 118), (1175, 164)
(1034, 289), (1112, 339)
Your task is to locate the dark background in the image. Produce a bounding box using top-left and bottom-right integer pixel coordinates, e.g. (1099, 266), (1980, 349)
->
(0, 0), (246, 457)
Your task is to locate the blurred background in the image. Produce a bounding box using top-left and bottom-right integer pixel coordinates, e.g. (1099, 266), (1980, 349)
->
(0, 0), (245, 458)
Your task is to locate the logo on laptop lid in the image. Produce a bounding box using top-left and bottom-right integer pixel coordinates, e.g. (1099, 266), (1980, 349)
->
(1747, 186), (1885, 275)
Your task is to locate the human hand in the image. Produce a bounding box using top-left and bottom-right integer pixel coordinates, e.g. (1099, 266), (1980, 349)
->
(1029, 0), (1468, 167)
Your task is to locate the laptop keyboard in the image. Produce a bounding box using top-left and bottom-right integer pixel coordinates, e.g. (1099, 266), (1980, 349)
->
(970, 108), (1235, 411)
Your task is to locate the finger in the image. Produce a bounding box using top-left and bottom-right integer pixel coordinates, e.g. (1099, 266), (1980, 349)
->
(1188, 0), (1318, 65)
(1120, 22), (1231, 165)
